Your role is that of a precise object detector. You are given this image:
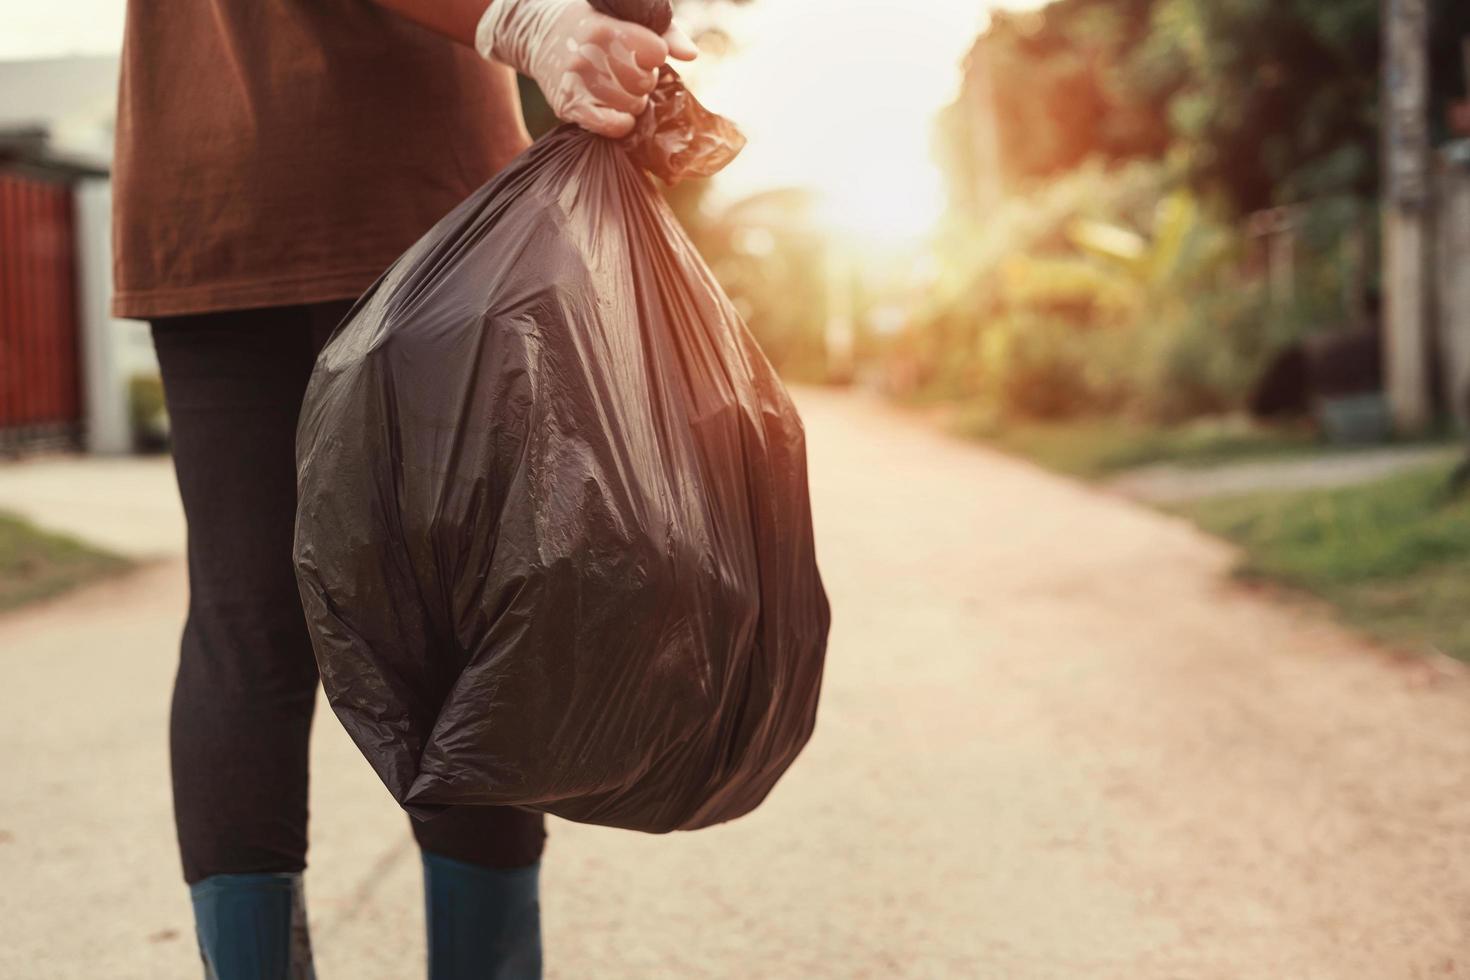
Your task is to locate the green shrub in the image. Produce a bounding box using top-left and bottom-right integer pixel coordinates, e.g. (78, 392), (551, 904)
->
(979, 313), (1126, 420)
(909, 156), (1372, 425)
(1128, 279), (1273, 421)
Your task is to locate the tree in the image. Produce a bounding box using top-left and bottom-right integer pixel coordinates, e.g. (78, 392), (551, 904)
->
(938, 0), (1470, 216)
(1141, 0), (1380, 212)
(937, 0), (1171, 210)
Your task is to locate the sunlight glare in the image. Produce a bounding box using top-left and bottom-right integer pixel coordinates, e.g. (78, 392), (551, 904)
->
(686, 0), (1047, 249)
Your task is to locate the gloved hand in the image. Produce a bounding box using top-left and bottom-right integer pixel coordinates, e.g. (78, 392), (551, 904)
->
(476, 0), (698, 139)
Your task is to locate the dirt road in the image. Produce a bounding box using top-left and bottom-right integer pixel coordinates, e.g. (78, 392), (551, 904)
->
(3, 388), (1470, 978)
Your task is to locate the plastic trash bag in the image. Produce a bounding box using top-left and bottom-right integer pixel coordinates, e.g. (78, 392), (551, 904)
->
(293, 56), (830, 832)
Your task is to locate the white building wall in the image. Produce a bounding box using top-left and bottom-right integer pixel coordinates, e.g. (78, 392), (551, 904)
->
(74, 177), (157, 454)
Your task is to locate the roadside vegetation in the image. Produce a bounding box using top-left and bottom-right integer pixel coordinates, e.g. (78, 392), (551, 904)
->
(1176, 463), (1470, 660)
(952, 412), (1320, 479)
(0, 510), (130, 611)
(869, 1), (1470, 661)
(683, 0), (1470, 661)
(857, 0), (1468, 472)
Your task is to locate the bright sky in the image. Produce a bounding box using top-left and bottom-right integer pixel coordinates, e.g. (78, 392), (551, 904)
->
(0, 0), (125, 59)
(686, 0), (1030, 247)
(0, 0), (1045, 244)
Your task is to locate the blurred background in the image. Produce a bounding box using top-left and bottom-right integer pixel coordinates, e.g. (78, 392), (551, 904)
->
(5, 0), (1470, 657)
(5, 0), (1470, 977)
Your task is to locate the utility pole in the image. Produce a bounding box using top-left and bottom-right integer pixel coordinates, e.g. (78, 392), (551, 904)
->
(1382, 0), (1433, 434)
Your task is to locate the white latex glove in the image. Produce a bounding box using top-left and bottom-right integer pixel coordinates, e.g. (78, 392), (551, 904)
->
(476, 0), (698, 139)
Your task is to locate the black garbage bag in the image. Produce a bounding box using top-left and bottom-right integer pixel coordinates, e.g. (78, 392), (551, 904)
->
(293, 58), (830, 832)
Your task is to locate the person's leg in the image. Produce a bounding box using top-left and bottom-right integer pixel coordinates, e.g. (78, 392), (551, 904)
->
(152, 306), (323, 979)
(304, 299), (355, 354)
(414, 809), (547, 980)
(311, 297), (551, 979)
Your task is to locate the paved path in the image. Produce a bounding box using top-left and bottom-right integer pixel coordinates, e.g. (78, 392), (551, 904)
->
(1106, 443), (1461, 504)
(3, 389), (1470, 978)
(0, 455), (185, 559)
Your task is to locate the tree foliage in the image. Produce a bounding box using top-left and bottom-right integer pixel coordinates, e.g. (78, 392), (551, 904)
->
(941, 0), (1470, 216)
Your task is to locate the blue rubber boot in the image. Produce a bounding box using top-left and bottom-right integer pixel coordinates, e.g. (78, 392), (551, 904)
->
(422, 851), (542, 980)
(188, 872), (315, 980)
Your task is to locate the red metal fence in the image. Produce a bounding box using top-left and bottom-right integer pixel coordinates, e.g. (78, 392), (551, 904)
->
(0, 171), (82, 449)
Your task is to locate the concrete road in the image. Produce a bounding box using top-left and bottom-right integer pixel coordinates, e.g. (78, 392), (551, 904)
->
(0, 455), (186, 560)
(1106, 443), (1461, 504)
(3, 389), (1470, 978)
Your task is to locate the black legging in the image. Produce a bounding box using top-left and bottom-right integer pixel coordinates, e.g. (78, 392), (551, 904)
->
(153, 302), (545, 885)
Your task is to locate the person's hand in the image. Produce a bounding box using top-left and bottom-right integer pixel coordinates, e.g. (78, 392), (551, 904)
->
(476, 0), (697, 138)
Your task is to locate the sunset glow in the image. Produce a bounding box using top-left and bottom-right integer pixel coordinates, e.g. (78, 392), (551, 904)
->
(685, 0), (1048, 248)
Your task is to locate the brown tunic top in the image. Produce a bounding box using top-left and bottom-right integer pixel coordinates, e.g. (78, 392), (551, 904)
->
(112, 0), (529, 319)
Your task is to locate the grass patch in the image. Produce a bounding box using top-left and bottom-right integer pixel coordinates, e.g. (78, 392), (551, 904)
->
(955, 413), (1321, 479)
(1176, 462), (1470, 659)
(0, 510), (131, 612)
